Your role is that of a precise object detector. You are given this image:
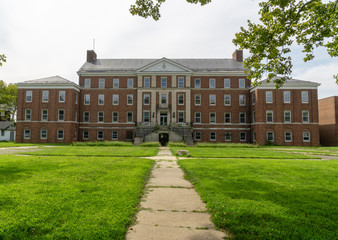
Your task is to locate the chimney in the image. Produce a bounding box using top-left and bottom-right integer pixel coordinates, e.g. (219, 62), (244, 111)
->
(232, 49), (243, 62)
(87, 50), (97, 63)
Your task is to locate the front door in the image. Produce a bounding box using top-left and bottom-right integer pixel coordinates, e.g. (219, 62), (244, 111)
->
(160, 113), (168, 126)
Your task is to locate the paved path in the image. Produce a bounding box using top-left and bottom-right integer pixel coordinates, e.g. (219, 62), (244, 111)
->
(126, 147), (228, 240)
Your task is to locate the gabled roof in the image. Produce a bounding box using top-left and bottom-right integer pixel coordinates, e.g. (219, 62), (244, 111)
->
(0, 121), (15, 131)
(16, 76), (80, 90)
(78, 58), (246, 74)
(251, 77), (320, 91)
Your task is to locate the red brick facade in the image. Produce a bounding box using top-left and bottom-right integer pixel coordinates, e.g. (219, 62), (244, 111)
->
(318, 96), (338, 146)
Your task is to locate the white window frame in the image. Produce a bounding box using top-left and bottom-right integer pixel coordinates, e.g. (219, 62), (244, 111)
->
(25, 109), (31, 121)
(194, 132), (201, 140)
(252, 111), (256, 123)
(75, 93), (78, 104)
(239, 112), (246, 123)
(83, 112), (90, 122)
(112, 131), (118, 140)
(127, 112), (133, 123)
(195, 94), (201, 105)
(210, 112), (216, 124)
(57, 130), (64, 140)
(99, 78), (105, 88)
(178, 77), (184, 88)
(26, 90), (32, 102)
(266, 132), (274, 142)
(224, 78), (230, 88)
(209, 94), (216, 106)
(240, 132), (246, 141)
(239, 78), (245, 88)
(178, 94), (184, 105)
(239, 94), (246, 106)
(24, 129), (31, 139)
(284, 91), (291, 103)
(252, 93), (255, 105)
(41, 109), (48, 121)
(98, 112), (104, 123)
(84, 94), (90, 105)
(112, 112), (119, 123)
(59, 91), (65, 103)
(58, 109), (65, 121)
(285, 132), (292, 142)
(97, 131), (104, 140)
(210, 132), (216, 141)
(143, 111), (150, 123)
(127, 78), (134, 88)
(284, 111), (291, 123)
(302, 110), (309, 123)
(112, 94), (119, 105)
(161, 77), (167, 88)
(178, 111), (184, 123)
(224, 94), (231, 106)
(83, 131), (89, 140)
(113, 78), (119, 88)
(195, 112), (201, 123)
(127, 94), (134, 105)
(225, 112), (231, 124)
(40, 129), (47, 140)
(266, 91), (273, 103)
(84, 78), (91, 88)
(301, 91), (309, 103)
(98, 94), (104, 105)
(266, 111), (273, 123)
(225, 132), (231, 141)
(144, 77), (150, 88)
(42, 90), (49, 102)
(209, 78), (216, 88)
(161, 94), (167, 105)
(144, 94), (150, 105)
(303, 132), (311, 142)
(195, 78), (201, 88)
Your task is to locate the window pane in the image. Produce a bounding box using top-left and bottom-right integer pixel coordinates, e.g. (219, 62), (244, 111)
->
(178, 94), (184, 105)
(161, 78), (167, 87)
(42, 91), (49, 102)
(98, 94), (104, 105)
(239, 78), (245, 88)
(209, 95), (216, 105)
(144, 78), (150, 87)
(284, 91), (290, 103)
(239, 95), (246, 106)
(209, 79), (215, 88)
(224, 95), (231, 105)
(26, 91), (32, 102)
(178, 77), (184, 87)
(84, 78), (91, 88)
(195, 79), (201, 88)
(113, 78), (119, 88)
(195, 95), (201, 105)
(99, 78), (105, 88)
(224, 78), (230, 88)
(144, 94), (150, 105)
(113, 94), (119, 105)
(266, 91), (272, 103)
(59, 91), (65, 102)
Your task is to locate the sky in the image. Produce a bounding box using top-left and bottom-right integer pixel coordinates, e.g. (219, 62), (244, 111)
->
(0, 0), (337, 99)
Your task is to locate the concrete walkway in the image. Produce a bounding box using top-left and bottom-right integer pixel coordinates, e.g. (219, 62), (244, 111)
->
(126, 147), (227, 240)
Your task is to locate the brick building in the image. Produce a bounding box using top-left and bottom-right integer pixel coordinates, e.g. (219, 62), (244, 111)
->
(318, 96), (338, 146)
(16, 50), (320, 146)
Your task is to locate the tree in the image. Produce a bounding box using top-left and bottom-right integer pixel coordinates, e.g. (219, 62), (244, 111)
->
(0, 80), (18, 121)
(130, 0), (338, 86)
(0, 54), (6, 67)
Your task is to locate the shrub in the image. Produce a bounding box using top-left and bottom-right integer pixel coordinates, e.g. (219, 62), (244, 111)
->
(140, 142), (161, 147)
(71, 141), (133, 147)
(194, 142), (258, 148)
(167, 142), (187, 147)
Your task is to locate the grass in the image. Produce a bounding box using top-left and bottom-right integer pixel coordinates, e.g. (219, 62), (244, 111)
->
(0, 142), (37, 148)
(0, 155), (154, 239)
(178, 158), (338, 239)
(23, 146), (159, 157)
(71, 141), (133, 147)
(171, 147), (320, 159)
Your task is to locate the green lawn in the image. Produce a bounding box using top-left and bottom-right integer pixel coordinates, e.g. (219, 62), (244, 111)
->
(178, 158), (338, 240)
(0, 142), (37, 148)
(23, 146), (159, 157)
(171, 147), (320, 159)
(0, 155), (154, 239)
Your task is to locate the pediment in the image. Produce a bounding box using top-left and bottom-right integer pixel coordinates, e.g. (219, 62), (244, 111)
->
(137, 58), (192, 73)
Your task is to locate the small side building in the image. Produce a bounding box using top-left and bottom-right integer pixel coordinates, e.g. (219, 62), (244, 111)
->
(0, 122), (16, 141)
(318, 96), (338, 146)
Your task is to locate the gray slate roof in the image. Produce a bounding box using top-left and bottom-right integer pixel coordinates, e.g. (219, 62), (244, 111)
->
(259, 77), (320, 87)
(0, 122), (15, 131)
(17, 76), (76, 85)
(79, 58), (246, 72)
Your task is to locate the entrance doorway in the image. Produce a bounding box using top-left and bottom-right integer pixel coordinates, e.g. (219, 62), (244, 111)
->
(160, 113), (168, 126)
(159, 133), (169, 146)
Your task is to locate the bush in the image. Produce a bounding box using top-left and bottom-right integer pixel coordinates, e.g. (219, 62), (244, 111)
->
(194, 142), (258, 148)
(71, 141), (134, 147)
(140, 142), (161, 147)
(167, 142), (187, 147)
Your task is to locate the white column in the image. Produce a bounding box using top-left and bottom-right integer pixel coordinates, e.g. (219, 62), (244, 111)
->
(172, 75), (177, 88)
(137, 90), (143, 122)
(172, 91), (176, 123)
(151, 91), (156, 123)
(186, 90), (191, 123)
(151, 75), (156, 88)
(137, 75), (142, 87)
(186, 75), (191, 88)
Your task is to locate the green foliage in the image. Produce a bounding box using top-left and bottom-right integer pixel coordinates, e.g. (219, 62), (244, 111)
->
(233, 0), (338, 86)
(179, 158), (338, 239)
(0, 54), (6, 66)
(140, 142), (161, 147)
(167, 142), (187, 147)
(71, 141), (133, 147)
(0, 80), (18, 121)
(0, 155), (154, 239)
(194, 142), (257, 148)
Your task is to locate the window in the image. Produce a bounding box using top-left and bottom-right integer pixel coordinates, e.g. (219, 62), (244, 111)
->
(41, 109), (48, 121)
(112, 94), (119, 105)
(224, 94), (231, 106)
(252, 111), (256, 123)
(209, 94), (216, 105)
(99, 78), (105, 88)
(75, 93), (78, 104)
(84, 94), (90, 105)
(83, 131), (89, 140)
(58, 110), (65, 121)
(239, 78), (245, 88)
(57, 130), (64, 140)
(302, 111), (309, 123)
(42, 90), (49, 102)
(97, 131), (104, 140)
(98, 112), (104, 123)
(84, 78), (91, 88)
(178, 111), (184, 123)
(240, 132), (246, 141)
(1, 130), (4, 136)
(83, 112), (90, 122)
(284, 111), (291, 123)
(239, 112), (246, 123)
(225, 132), (231, 141)
(210, 112), (216, 123)
(195, 112), (201, 123)
(161, 94), (167, 104)
(161, 77), (167, 87)
(127, 112), (133, 123)
(112, 131), (118, 140)
(302, 91), (309, 103)
(253, 132), (256, 142)
(26, 91), (32, 102)
(195, 78), (201, 88)
(98, 94), (104, 105)
(24, 129), (31, 139)
(284, 91), (291, 103)
(224, 78), (230, 88)
(210, 132), (216, 141)
(195, 94), (201, 105)
(144, 94), (150, 105)
(266, 91), (273, 103)
(144, 77), (150, 87)
(126, 131), (133, 140)
(143, 111), (150, 122)
(74, 131), (77, 140)
(178, 94), (184, 105)
(266, 132), (274, 142)
(225, 112), (231, 123)
(285, 132), (292, 142)
(25, 109), (31, 121)
(127, 78), (134, 88)
(40, 129), (47, 139)
(303, 132), (310, 142)
(113, 78), (119, 88)
(209, 78), (215, 88)
(59, 91), (65, 102)
(239, 94), (246, 106)
(195, 132), (201, 140)
(127, 94), (133, 105)
(74, 110), (77, 122)
(252, 93), (255, 105)
(178, 77), (184, 87)
(266, 111), (273, 123)
(112, 112), (119, 123)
